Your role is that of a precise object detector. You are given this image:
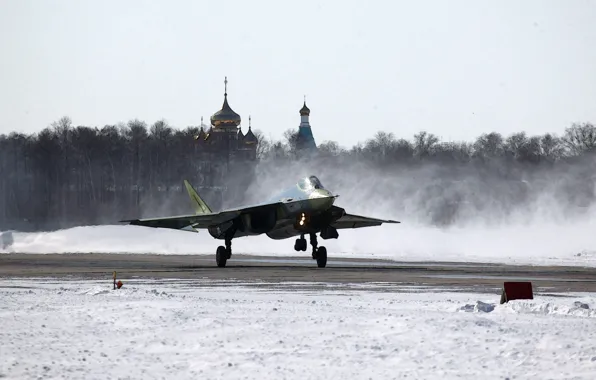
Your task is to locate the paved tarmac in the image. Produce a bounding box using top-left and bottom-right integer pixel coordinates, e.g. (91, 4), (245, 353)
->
(1, 253), (596, 294)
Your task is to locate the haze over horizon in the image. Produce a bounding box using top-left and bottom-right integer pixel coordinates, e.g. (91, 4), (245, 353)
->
(1, 0), (595, 147)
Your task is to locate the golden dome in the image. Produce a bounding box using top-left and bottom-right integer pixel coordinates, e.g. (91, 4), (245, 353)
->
(210, 77), (241, 128)
(211, 95), (241, 128)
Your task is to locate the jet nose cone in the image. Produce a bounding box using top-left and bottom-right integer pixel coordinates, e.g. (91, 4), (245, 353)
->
(309, 189), (336, 209)
(311, 189), (333, 198)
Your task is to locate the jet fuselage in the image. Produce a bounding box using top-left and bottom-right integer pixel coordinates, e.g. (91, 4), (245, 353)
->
(206, 176), (341, 240)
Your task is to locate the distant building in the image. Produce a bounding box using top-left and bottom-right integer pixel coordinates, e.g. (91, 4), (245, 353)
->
(194, 77), (258, 162)
(295, 99), (317, 152)
(191, 78), (258, 201)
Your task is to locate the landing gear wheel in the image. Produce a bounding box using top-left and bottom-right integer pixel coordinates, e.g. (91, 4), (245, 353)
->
(216, 246), (227, 267)
(316, 246), (327, 268)
(294, 237), (307, 252)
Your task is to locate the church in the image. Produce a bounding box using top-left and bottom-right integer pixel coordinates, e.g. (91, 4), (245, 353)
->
(193, 77), (258, 161)
(189, 77), (318, 207)
(194, 77), (318, 160)
(295, 98), (317, 152)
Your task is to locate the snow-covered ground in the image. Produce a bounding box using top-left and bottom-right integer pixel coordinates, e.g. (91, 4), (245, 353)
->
(2, 278), (596, 379)
(2, 221), (596, 267)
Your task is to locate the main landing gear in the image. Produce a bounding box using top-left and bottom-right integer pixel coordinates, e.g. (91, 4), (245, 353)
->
(294, 233), (327, 268)
(216, 238), (232, 267)
(216, 233), (328, 269)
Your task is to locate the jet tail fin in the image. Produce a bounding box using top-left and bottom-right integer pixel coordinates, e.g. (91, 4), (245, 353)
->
(184, 180), (213, 215)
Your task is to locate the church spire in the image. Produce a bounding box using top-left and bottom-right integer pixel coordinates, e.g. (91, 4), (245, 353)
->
(244, 115), (257, 144)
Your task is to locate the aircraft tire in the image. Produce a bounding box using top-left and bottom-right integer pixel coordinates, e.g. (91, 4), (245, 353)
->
(216, 246), (227, 267)
(316, 246), (327, 268)
(294, 238), (307, 252)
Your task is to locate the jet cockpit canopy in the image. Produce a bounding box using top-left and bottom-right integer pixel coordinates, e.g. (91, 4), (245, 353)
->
(309, 175), (325, 190)
(298, 175), (326, 191)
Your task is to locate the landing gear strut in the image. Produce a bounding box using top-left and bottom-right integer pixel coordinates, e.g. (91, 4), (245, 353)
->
(310, 233), (327, 268)
(310, 233), (318, 259)
(216, 238), (232, 267)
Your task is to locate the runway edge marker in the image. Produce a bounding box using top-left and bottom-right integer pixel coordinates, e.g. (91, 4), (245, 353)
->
(113, 271), (123, 290)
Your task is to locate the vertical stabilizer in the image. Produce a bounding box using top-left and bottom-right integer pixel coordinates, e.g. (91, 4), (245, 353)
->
(184, 180), (213, 215)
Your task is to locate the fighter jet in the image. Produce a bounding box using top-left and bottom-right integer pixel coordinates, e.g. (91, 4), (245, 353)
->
(120, 175), (399, 268)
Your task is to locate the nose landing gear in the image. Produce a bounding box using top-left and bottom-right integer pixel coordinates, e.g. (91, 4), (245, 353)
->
(315, 246), (327, 268)
(293, 233), (328, 267)
(309, 233), (327, 268)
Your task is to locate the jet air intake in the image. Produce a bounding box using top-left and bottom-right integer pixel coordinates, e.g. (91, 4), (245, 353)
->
(240, 209), (277, 234)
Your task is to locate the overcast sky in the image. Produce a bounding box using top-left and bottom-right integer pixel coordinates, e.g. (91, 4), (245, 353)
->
(1, 0), (594, 147)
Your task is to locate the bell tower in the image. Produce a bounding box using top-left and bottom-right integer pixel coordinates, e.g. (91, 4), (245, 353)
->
(296, 96), (317, 152)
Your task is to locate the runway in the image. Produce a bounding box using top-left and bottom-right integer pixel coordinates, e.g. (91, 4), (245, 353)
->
(1, 253), (596, 294)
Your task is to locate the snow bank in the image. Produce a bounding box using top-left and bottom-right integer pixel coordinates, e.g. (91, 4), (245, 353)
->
(458, 299), (596, 318)
(3, 220), (596, 267)
(1, 230), (14, 250)
(1, 278), (596, 379)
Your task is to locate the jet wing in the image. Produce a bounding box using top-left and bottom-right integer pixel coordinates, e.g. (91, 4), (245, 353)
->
(120, 202), (282, 231)
(121, 212), (233, 231)
(331, 212), (400, 229)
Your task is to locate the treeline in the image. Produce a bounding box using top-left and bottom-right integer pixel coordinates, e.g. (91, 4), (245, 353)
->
(253, 122), (596, 227)
(1, 116), (595, 231)
(270, 122), (596, 165)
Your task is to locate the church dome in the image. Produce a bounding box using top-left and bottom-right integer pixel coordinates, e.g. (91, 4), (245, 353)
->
(299, 101), (310, 116)
(194, 126), (207, 141)
(211, 77), (241, 128)
(244, 126), (258, 144)
(210, 94), (241, 128)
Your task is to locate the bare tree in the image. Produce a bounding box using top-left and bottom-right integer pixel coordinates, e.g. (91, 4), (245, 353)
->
(562, 122), (596, 155)
(413, 131), (439, 158)
(540, 133), (565, 162)
(283, 128), (300, 157)
(317, 141), (344, 157)
(252, 129), (271, 160)
(473, 132), (504, 159)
